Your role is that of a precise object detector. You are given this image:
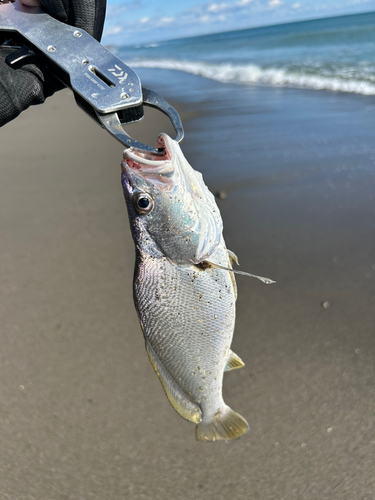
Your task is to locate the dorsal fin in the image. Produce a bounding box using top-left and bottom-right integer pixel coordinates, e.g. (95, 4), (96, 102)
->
(225, 350), (245, 371)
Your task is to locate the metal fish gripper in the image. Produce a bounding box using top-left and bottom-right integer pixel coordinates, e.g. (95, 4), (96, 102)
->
(0, 0), (184, 153)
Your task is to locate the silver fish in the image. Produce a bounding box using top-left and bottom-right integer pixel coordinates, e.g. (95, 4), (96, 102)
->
(121, 134), (249, 441)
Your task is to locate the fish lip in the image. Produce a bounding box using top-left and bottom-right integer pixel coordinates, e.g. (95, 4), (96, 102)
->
(122, 134), (171, 164)
(121, 134), (176, 191)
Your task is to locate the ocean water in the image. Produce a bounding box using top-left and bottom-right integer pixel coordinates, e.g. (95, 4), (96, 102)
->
(115, 11), (375, 96)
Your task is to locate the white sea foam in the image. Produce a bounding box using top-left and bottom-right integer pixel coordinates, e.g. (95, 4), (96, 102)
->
(130, 59), (375, 96)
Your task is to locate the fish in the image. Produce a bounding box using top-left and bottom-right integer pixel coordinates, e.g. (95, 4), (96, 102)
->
(121, 134), (268, 441)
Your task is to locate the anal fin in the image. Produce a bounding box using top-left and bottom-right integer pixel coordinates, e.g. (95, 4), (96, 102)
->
(145, 340), (202, 424)
(225, 349), (245, 371)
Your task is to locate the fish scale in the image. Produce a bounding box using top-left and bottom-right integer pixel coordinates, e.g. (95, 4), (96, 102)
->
(135, 252), (235, 412)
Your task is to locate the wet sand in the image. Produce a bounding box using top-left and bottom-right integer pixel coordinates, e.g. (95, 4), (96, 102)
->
(0, 85), (375, 499)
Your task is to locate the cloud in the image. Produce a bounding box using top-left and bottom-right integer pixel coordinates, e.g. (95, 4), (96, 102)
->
(268, 0), (282, 7)
(160, 17), (174, 24)
(106, 0), (142, 18)
(206, 0), (253, 13)
(104, 25), (122, 35)
(292, 2), (301, 8)
(199, 12), (226, 22)
(207, 2), (228, 12)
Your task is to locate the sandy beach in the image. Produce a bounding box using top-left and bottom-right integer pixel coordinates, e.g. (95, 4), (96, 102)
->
(0, 79), (375, 499)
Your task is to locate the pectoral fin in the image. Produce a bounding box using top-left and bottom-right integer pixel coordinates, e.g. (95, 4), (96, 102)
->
(226, 250), (238, 300)
(225, 349), (245, 371)
(203, 260), (276, 285)
(228, 249), (239, 265)
(145, 340), (202, 424)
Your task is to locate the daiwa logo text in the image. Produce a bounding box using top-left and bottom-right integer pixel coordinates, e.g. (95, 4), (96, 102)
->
(108, 65), (128, 84)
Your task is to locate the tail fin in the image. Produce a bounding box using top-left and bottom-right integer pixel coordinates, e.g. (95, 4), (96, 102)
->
(195, 405), (249, 441)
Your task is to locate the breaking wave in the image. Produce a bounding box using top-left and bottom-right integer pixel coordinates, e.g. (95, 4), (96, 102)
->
(130, 59), (375, 96)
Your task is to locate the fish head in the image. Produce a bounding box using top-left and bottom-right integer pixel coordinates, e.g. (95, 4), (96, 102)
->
(121, 134), (223, 265)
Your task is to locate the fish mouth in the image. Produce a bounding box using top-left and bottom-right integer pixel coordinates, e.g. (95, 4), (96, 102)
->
(122, 134), (177, 191)
(126, 135), (171, 162)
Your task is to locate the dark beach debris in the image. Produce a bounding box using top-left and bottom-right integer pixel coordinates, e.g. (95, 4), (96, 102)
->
(215, 190), (227, 200)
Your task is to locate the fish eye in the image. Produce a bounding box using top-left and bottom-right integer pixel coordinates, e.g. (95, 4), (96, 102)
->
(133, 193), (154, 215)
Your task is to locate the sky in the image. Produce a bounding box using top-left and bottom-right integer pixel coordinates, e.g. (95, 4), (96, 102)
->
(102, 0), (375, 45)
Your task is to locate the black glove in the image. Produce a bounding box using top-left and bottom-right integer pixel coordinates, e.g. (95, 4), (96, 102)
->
(0, 0), (106, 127)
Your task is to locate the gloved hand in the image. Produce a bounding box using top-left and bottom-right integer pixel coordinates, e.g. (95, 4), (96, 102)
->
(0, 0), (106, 126)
